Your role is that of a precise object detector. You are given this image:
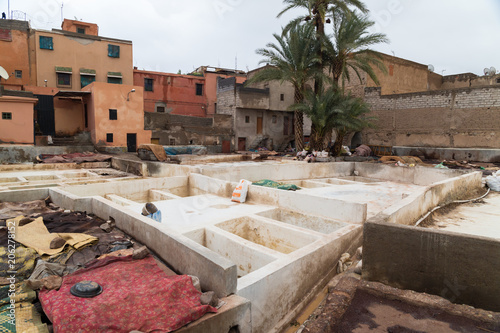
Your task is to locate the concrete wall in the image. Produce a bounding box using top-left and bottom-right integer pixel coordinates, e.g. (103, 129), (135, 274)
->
(32, 29), (133, 88)
(364, 86), (500, 148)
(83, 82), (151, 147)
(0, 145), (94, 164)
(0, 20), (31, 90)
(205, 71), (246, 116)
(363, 220), (500, 312)
(0, 95), (37, 144)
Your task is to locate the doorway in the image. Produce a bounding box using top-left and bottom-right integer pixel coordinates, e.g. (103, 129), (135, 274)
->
(127, 133), (137, 152)
(222, 140), (231, 153)
(257, 117), (263, 134)
(238, 137), (246, 151)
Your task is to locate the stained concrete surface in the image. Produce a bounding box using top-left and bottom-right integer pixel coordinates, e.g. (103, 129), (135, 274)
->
(423, 192), (500, 239)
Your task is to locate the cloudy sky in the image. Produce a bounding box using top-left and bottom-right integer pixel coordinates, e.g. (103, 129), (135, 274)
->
(2, 0), (499, 76)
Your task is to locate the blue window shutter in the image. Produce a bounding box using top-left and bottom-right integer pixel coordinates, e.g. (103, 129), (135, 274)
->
(108, 44), (120, 58)
(40, 36), (53, 50)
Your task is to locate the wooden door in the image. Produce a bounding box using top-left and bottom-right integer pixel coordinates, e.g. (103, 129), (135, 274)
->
(127, 133), (137, 152)
(238, 137), (246, 151)
(257, 117), (263, 134)
(222, 140), (231, 153)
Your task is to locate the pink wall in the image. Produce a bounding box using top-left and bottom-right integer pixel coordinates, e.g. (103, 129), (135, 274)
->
(83, 82), (151, 147)
(0, 96), (37, 144)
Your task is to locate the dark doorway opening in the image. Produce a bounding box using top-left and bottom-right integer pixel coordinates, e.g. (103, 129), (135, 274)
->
(238, 137), (246, 151)
(127, 133), (137, 152)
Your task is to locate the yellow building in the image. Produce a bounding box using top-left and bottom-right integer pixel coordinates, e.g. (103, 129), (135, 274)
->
(31, 19), (133, 90)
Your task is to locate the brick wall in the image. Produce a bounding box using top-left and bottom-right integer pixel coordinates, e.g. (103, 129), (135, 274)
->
(363, 86), (500, 148)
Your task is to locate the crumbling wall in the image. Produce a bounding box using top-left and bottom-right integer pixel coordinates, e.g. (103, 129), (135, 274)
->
(363, 86), (500, 148)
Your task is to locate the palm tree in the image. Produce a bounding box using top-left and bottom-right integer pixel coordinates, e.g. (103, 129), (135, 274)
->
(325, 11), (388, 88)
(330, 92), (376, 156)
(247, 24), (320, 151)
(292, 87), (344, 151)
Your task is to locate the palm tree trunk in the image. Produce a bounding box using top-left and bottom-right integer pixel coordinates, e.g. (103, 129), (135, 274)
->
(294, 88), (304, 152)
(332, 128), (347, 156)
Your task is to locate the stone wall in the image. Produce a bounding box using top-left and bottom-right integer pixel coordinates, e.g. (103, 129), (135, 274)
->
(363, 220), (500, 312)
(363, 86), (500, 148)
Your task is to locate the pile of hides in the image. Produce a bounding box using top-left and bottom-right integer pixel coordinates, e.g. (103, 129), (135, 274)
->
(137, 144), (168, 162)
(40, 255), (217, 332)
(37, 152), (112, 164)
(253, 179), (300, 191)
(164, 146), (207, 156)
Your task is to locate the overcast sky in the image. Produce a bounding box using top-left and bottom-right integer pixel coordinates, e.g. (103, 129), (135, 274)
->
(2, 0), (499, 76)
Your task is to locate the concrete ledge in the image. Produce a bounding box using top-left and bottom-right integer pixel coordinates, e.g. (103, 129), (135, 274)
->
(393, 146), (500, 163)
(0, 188), (49, 202)
(363, 220), (500, 312)
(91, 197), (238, 298)
(0, 145), (95, 164)
(112, 157), (193, 177)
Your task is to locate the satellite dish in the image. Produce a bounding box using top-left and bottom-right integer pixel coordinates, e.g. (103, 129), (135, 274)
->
(428, 64), (435, 72)
(484, 68), (491, 76)
(0, 66), (9, 80)
(490, 67), (496, 75)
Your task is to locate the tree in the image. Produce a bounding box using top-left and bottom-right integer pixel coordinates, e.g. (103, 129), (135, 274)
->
(247, 24), (321, 151)
(325, 10), (388, 88)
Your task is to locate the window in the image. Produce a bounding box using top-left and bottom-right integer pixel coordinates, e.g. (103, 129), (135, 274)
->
(107, 77), (122, 84)
(77, 27), (85, 34)
(169, 139), (176, 145)
(2, 112), (12, 120)
(14, 70), (22, 79)
(109, 109), (117, 120)
(156, 106), (165, 113)
(144, 78), (153, 92)
(80, 74), (95, 88)
(39, 36), (53, 50)
(56, 73), (71, 87)
(272, 115), (277, 124)
(108, 44), (120, 58)
(106, 133), (113, 143)
(280, 94), (284, 101)
(245, 116), (250, 123)
(196, 83), (203, 96)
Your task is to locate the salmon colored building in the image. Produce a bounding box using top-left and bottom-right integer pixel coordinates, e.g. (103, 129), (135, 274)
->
(134, 70), (207, 117)
(32, 19), (133, 90)
(0, 93), (37, 144)
(0, 20), (33, 90)
(83, 82), (151, 151)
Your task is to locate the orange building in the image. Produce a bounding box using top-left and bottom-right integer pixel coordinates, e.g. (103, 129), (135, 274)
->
(83, 82), (151, 151)
(31, 19), (133, 90)
(0, 90), (37, 144)
(134, 70), (207, 117)
(0, 20), (33, 90)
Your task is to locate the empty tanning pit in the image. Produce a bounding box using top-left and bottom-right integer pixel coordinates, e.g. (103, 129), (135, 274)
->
(184, 227), (277, 278)
(256, 208), (348, 234)
(59, 172), (90, 179)
(216, 217), (318, 254)
(0, 177), (22, 184)
(336, 176), (382, 183)
(23, 174), (60, 181)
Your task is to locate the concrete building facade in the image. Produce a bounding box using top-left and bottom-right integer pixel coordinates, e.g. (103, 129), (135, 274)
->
(0, 89), (37, 144)
(0, 20), (33, 90)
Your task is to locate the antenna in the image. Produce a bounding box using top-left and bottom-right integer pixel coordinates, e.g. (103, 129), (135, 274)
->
(235, 54), (238, 71)
(61, 2), (64, 22)
(428, 64), (435, 72)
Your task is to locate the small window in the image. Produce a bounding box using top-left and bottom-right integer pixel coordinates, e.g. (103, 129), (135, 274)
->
(2, 112), (12, 120)
(106, 133), (113, 143)
(80, 74), (95, 88)
(156, 106), (165, 113)
(169, 139), (176, 145)
(272, 115), (277, 124)
(109, 109), (117, 120)
(196, 83), (203, 96)
(56, 73), (71, 87)
(108, 44), (120, 58)
(77, 27), (85, 34)
(15, 70), (22, 79)
(245, 116), (250, 123)
(107, 77), (122, 84)
(497, 78), (500, 84)
(144, 78), (153, 92)
(39, 36), (53, 50)
(280, 94), (284, 101)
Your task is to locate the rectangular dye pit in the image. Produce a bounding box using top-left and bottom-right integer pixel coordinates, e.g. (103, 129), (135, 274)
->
(216, 217), (318, 254)
(122, 187), (189, 203)
(0, 177), (21, 183)
(23, 175), (60, 181)
(59, 172), (90, 179)
(256, 208), (348, 234)
(184, 228), (277, 278)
